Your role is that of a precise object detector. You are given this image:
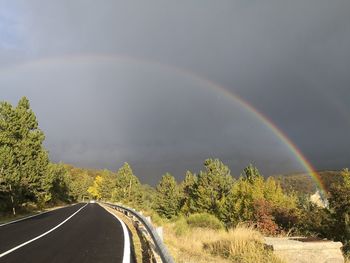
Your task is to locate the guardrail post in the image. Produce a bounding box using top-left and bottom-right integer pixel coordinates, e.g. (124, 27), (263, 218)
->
(145, 216), (152, 224)
(156, 227), (163, 242)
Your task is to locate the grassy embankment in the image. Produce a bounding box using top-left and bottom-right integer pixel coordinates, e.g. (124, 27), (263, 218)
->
(143, 211), (285, 263)
(147, 211), (350, 263)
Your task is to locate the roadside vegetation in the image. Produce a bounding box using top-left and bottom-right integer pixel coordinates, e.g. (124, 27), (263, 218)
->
(165, 224), (283, 263)
(1, 97), (349, 261)
(145, 163), (350, 261)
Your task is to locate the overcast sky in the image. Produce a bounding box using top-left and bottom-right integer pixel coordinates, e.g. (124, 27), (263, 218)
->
(1, 0), (349, 184)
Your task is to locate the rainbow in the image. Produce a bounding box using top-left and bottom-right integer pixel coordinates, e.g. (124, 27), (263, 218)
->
(0, 54), (328, 196)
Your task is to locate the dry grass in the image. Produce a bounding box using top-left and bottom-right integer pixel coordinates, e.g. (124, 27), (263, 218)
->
(164, 223), (231, 263)
(204, 227), (284, 263)
(159, 218), (285, 263)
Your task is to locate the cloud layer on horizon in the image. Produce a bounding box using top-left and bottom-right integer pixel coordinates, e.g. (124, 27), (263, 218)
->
(1, 0), (349, 184)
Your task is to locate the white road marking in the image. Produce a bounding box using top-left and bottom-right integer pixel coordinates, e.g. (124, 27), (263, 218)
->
(101, 204), (131, 263)
(0, 203), (88, 258)
(0, 204), (77, 227)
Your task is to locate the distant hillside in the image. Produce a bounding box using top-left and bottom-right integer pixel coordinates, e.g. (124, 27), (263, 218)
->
(63, 163), (102, 179)
(274, 170), (343, 195)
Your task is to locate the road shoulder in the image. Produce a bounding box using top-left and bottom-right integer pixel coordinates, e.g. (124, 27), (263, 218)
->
(100, 204), (153, 263)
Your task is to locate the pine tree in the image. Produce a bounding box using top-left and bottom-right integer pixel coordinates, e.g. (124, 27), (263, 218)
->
(192, 159), (234, 218)
(243, 163), (262, 182)
(45, 163), (71, 203)
(98, 170), (115, 200)
(155, 173), (181, 219)
(0, 97), (49, 214)
(113, 162), (141, 204)
(179, 170), (197, 215)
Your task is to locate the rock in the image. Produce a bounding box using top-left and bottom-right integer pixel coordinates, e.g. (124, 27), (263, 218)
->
(264, 237), (344, 263)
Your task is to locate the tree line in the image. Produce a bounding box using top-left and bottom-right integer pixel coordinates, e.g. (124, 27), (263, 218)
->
(154, 161), (350, 254)
(0, 97), (349, 254)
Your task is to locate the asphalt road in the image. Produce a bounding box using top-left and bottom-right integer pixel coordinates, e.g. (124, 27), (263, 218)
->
(0, 203), (129, 263)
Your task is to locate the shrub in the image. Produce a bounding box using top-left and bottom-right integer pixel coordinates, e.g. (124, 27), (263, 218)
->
(252, 199), (279, 236)
(273, 206), (300, 232)
(293, 198), (333, 237)
(187, 213), (224, 230)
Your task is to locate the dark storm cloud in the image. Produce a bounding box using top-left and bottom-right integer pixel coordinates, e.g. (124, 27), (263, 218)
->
(1, 0), (349, 183)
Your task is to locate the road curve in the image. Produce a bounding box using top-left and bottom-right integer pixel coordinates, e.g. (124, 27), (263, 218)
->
(0, 203), (129, 263)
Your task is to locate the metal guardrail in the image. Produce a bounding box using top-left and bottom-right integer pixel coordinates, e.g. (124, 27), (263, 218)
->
(103, 202), (175, 263)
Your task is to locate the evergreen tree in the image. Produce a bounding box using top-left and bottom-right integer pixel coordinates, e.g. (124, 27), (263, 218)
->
(192, 159), (234, 218)
(179, 170), (197, 215)
(243, 163), (262, 182)
(112, 162), (141, 204)
(329, 168), (350, 253)
(0, 97), (49, 214)
(155, 173), (181, 219)
(139, 184), (157, 210)
(98, 170), (115, 200)
(46, 163), (71, 203)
